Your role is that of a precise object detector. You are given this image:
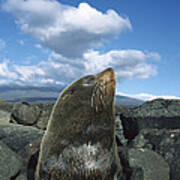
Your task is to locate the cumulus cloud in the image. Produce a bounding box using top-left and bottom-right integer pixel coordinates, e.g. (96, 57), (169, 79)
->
(38, 60), (83, 84)
(3, 0), (131, 58)
(36, 49), (158, 84)
(1, 0), (161, 89)
(13, 65), (45, 83)
(146, 52), (161, 61)
(0, 39), (6, 50)
(35, 44), (42, 49)
(117, 92), (180, 101)
(83, 49), (157, 80)
(0, 62), (18, 79)
(0, 49), (160, 86)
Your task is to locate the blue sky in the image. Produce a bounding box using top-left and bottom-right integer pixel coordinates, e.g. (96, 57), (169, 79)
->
(0, 0), (180, 100)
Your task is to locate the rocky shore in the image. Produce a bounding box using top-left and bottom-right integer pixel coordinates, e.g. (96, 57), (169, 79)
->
(0, 98), (180, 179)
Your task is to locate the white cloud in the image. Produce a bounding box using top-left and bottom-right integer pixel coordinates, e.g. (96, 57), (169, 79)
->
(38, 58), (84, 83)
(0, 79), (9, 85)
(0, 62), (18, 79)
(13, 64), (45, 83)
(83, 49), (158, 80)
(146, 52), (161, 61)
(117, 92), (180, 101)
(0, 1), (161, 88)
(0, 49), (159, 86)
(3, 0), (131, 58)
(0, 39), (6, 50)
(40, 78), (62, 85)
(35, 44), (42, 49)
(37, 49), (158, 85)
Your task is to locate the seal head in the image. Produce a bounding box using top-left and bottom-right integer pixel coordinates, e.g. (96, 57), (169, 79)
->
(36, 68), (121, 180)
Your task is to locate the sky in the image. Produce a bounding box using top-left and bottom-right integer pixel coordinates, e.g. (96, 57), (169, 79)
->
(0, 0), (180, 101)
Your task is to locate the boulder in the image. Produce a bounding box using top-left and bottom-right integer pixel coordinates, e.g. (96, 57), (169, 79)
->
(16, 174), (27, 180)
(120, 99), (180, 139)
(36, 102), (54, 130)
(0, 123), (44, 153)
(0, 123), (44, 179)
(11, 101), (40, 125)
(118, 147), (170, 180)
(115, 115), (127, 146)
(0, 141), (23, 180)
(10, 101), (54, 129)
(132, 129), (180, 180)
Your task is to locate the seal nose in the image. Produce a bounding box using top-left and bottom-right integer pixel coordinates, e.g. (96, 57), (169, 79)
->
(96, 68), (116, 95)
(102, 67), (114, 74)
(97, 67), (116, 100)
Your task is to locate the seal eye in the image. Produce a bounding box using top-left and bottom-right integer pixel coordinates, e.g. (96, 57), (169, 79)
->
(85, 76), (95, 84)
(83, 76), (96, 86)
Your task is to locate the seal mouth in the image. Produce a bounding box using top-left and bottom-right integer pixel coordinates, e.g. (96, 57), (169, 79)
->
(91, 68), (116, 112)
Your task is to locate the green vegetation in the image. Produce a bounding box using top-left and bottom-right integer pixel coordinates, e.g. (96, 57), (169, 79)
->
(0, 97), (13, 112)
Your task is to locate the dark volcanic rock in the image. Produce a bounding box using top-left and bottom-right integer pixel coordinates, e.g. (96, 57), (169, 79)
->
(0, 141), (23, 180)
(0, 123), (44, 179)
(10, 101), (54, 129)
(0, 123), (44, 153)
(11, 101), (40, 125)
(115, 115), (127, 146)
(120, 99), (180, 140)
(0, 98), (180, 179)
(118, 147), (170, 180)
(132, 129), (180, 180)
(35, 102), (54, 130)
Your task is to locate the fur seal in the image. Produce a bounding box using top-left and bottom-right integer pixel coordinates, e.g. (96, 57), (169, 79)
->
(35, 68), (122, 180)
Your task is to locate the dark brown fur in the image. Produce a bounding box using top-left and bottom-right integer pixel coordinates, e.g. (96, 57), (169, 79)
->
(35, 68), (122, 180)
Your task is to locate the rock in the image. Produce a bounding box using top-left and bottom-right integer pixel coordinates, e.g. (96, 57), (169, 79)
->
(0, 123), (44, 179)
(16, 174), (27, 180)
(10, 101), (54, 129)
(118, 147), (170, 180)
(0, 141), (23, 180)
(11, 101), (40, 125)
(115, 114), (127, 146)
(120, 99), (180, 140)
(133, 129), (180, 180)
(36, 102), (54, 130)
(0, 123), (44, 153)
(0, 110), (11, 124)
(130, 168), (144, 180)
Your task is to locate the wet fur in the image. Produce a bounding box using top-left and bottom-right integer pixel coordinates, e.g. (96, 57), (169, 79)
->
(35, 68), (121, 180)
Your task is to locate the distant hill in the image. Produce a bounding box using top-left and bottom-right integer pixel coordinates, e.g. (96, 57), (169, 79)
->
(0, 85), (63, 103)
(115, 95), (144, 107)
(0, 85), (144, 107)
